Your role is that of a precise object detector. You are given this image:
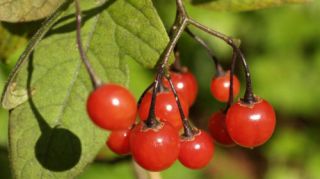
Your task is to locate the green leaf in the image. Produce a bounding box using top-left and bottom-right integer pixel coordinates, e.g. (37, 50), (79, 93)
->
(5, 0), (169, 178)
(1, 0), (72, 109)
(0, 0), (64, 22)
(189, 0), (311, 11)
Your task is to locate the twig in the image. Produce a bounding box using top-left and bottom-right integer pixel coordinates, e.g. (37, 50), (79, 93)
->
(75, 0), (102, 89)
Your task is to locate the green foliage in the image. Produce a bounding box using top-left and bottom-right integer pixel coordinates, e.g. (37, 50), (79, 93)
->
(0, 0), (64, 22)
(189, 0), (310, 11)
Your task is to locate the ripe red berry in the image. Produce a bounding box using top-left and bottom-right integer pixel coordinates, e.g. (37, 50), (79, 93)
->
(138, 91), (189, 130)
(210, 71), (240, 102)
(106, 129), (131, 155)
(226, 98), (276, 148)
(86, 84), (137, 130)
(179, 130), (214, 169)
(208, 111), (235, 146)
(130, 122), (180, 171)
(163, 71), (198, 105)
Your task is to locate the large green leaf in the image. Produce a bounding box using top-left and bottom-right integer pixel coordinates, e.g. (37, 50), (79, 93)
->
(0, 0), (64, 22)
(4, 0), (169, 178)
(189, 0), (310, 11)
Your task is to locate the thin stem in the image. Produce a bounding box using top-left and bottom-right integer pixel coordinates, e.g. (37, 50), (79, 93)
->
(144, 77), (160, 128)
(144, 0), (189, 128)
(158, 21), (188, 71)
(166, 75), (194, 137)
(225, 49), (237, 112)
(176, 0), (187, 16)
(188, 18), (256, 104)
(185, 28), (224, 76)
(75, 0), (102, 89)
(137, 82), (155, 107)
(236, 49), (256, 103)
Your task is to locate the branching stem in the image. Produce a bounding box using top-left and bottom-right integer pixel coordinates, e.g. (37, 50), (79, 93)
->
(144, 0), (256, 133)
(144, 0), (188, 128)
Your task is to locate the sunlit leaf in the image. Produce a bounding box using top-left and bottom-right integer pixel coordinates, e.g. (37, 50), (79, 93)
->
(0, 0), (64, 22)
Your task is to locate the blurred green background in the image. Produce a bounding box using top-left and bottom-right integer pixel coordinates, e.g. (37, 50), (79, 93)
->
(1, 0), (320, 178)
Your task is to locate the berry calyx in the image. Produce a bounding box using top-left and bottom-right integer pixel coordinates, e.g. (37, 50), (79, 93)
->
(226, 98), (276, 148)
(106, 129), (131, 155)
(163, 71), (198, 105)
(138, 90), (189, 130)
(130, 122), (180, 171)
(208, 111), (235, 146)
(86, 84), (137, 130)
(210, 71), (240, 102)
(179, 130), (214, 169)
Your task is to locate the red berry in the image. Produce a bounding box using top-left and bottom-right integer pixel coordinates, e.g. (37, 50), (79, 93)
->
(208, 111), (235, 146)
(226, 98), (276, 148)
(130, 122), (180, 171)
(138, 91), (189, 130)
(210, 71), (240, 102)
(86, 84), (137, 130)
(163, 71), (198, 105)
(106, 129), (131, 155)
(179, 130), (214, 169)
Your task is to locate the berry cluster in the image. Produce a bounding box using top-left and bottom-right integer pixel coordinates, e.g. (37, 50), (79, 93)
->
(75, 0), (276, 173)
(87, 70), (213, 171)
(208, 69), (276, 148)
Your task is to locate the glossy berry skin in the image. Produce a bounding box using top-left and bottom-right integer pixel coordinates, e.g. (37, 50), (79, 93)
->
(179, 130), (214, 169)
(106, 129), (131, 155)
(210, 71), (240, 102)
(226, 98), (276, 148)
(87, 84), (137, 130)
(208, 111), (235, 146)
(130, 122), (180, 171)
(138, 91), (189, 130)
(163, 71), (198, 105)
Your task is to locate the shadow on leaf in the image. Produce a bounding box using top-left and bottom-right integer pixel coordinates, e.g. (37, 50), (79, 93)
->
(0, 147), (12, 179)
(27, 53), (81, 172)
(47, 0), (116, 36)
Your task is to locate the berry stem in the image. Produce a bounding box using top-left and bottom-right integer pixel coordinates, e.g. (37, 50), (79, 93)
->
(144, 0), (188, 128)
(138, 82), (155, 107)
(188, 19), (256, 104)
(144, 78), (160, 128)
(165, 75), (194, 137)
(236, 49), (256, 104)
(75, 0), (102, 89)
(225, 49), (237, 112)
(185, 28), (224, 76)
